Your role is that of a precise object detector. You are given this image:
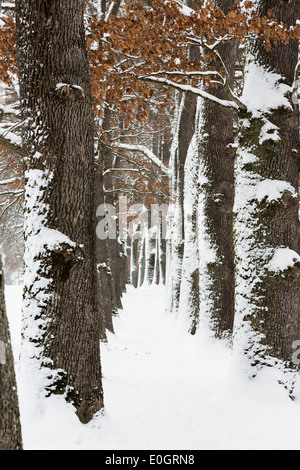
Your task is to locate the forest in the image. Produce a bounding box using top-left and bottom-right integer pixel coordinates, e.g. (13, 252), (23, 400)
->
(0, 0), (299, 451)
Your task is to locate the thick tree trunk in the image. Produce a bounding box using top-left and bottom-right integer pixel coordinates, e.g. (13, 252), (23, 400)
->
(101, 131), (123, 311)
(0, 255), (23, 450)
(98, 104), (120, 315)
(233, 0), (300, 380)
(166, 92), (197, 314)
(95, 161), (114, 334)
(178, 100), (200, 334)
(99, 2), (124, 313)
(16, 0), (104, 423)
(196, 0), (236, 338)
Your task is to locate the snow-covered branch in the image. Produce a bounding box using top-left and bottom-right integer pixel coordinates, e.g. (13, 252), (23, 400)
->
(147, 69), (224, 80)
(202, 42), (248, 112)
(138, 74), (243, 111)
(112, 142), (169, 174)
(0, 177), (17, 185)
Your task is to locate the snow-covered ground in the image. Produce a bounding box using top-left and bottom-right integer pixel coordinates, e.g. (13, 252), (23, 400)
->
(5, 284), (300, 450)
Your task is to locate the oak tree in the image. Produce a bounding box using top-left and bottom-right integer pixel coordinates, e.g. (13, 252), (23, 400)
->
(15, 0), (104, 423)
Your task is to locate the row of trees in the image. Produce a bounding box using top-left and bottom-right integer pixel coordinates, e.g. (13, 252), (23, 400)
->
(0, 0), (171, 447)
(0, 0), (299, 449)
(161, 0), (300, 380)
(97, 0), (299, 380)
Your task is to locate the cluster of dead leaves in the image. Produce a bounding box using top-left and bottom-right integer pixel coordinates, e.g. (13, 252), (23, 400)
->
(0, 15), (16, 84)
(0, 1), (298, 121)
(87, 0), (300, 120)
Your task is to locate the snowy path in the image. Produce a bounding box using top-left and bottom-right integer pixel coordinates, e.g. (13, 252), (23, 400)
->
(100, 284), (233, 449)
(5, 284), (300, 450)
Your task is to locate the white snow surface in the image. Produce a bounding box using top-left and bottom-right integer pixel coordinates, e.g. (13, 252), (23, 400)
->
(6, 284), (300, 450)
(241, 60), (292, 116)
(267, 247), (300, 273)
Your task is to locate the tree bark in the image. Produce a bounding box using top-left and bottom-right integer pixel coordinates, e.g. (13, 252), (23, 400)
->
(131, 233), (139, 288)
(196, 0), (236, 338)
(178, 109), (200, 334)
(0, 255), (23, 450)
(16, 0), (104, 423)
(159, 213), (166, 285)
(233, 0), (300, 380)
(95, 160), (114, 335)
(138, 235), (146, 286)
(166, 92), (197, 315)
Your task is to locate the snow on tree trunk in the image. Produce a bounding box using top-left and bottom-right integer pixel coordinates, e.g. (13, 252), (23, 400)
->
(177, 101), (200, 334)
(16, 0), (104, 423)
(0, 254), (23, 450)
(145, 226), (156, 285)
(233, 0), (300, 386)
(95, 161), (114, 335)
(154, 213), (166, 285)
(130, 230), (139, 288)
(158, 213), (167, 285)
(166, 92), (196, 315)
(138, 229), (146, 287)
(193, 0), (237, 339)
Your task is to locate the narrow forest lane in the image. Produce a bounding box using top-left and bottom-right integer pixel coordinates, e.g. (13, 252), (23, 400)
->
(98, 285), (300, 450)
(100, 284), (232, 449)
(6, 284), (300, 450)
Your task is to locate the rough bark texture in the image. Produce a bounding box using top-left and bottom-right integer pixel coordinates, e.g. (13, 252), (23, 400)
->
(98, 105), (121, 316)
(0, 256), (23, 450)
(96, 0), (124, 316)
(197, 0), (236, 338)
(16, 0), (104, 423)
(234, 0), (300, 376)
(255, 0), (300, 365)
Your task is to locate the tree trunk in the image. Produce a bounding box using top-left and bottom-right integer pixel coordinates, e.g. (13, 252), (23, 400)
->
(233, 0), (300, 381)
(166, 92), (197, 314)
(131, 233), (139, 288)
(178, 101), (200, 334)
(95, 160), (114, 334)
(159, 213), (166, 285)
(145, 225), (156, 285)
(138, 235), (146, 286)
(16, 0), (104, 423)
(196, 0), (236, 338)
(98, 104), (121, 315)
(0, 255), (23, 450)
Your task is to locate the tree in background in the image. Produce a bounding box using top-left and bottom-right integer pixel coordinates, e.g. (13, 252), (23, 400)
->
(0, 0), (298, 426)
(92, 0), (300, 380)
